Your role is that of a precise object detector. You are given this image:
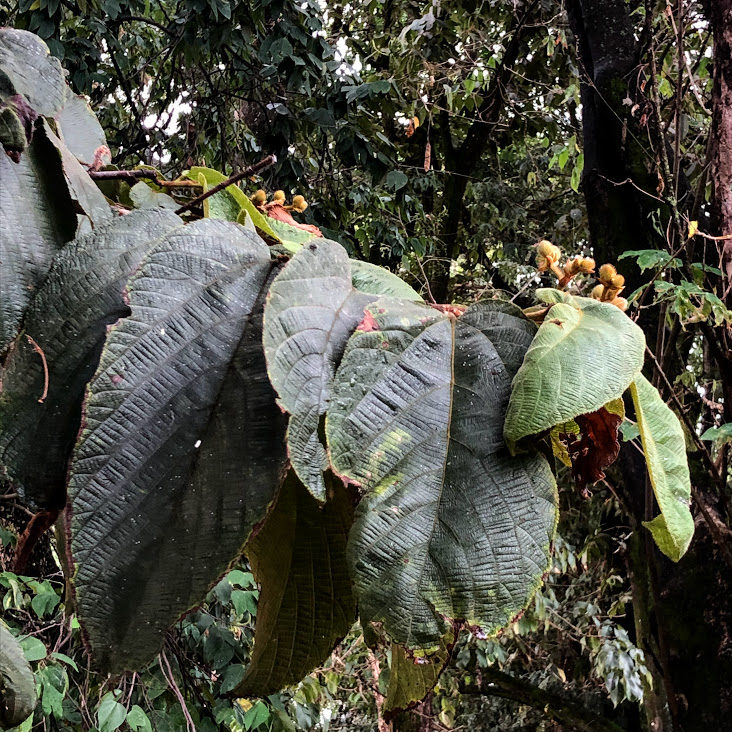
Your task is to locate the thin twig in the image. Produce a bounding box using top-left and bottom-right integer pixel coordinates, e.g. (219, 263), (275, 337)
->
(159, 650), (196, 732)
(25, 335), (48, 403)
(174, 155), (277, 215)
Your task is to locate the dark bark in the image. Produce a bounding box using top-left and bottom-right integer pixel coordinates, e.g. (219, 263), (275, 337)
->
(704, 0), (732, 301)
(572, 2), (732, 730)
(565, 0), (661, 275)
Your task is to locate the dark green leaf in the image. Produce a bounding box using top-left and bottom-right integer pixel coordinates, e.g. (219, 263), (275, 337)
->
(0, 29), (66, 117)
(68, 220), (288, 673)
(41, 120), (112, 226)
(220, 664), (246, 694)
(235, 472), (356, 696)
(0, 127), (77, 352)
(0, 209), (182, 509)
(327, 299), (557, 650)
(263, 239), (373, 500)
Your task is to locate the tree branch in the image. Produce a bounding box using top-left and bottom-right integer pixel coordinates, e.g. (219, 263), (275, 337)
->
(459, 667), (624, 732)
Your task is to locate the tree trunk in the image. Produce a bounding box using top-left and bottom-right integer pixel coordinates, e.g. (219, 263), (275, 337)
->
(705, 0), (732, 300)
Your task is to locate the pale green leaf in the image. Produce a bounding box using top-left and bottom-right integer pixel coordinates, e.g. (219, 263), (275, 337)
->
(97, 694), (126, 732)
(187, 167), (278, 240)
(126, 706), (152, 732)
(350, 260), (422, 300)
(630, 374), (694, 561)
(504, 296), (645, 450)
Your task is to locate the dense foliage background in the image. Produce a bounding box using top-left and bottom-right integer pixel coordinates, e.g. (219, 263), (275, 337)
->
(2, 0), (732, 730)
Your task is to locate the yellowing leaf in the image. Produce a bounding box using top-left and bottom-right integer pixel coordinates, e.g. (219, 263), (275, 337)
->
(687, 220), (699, 239)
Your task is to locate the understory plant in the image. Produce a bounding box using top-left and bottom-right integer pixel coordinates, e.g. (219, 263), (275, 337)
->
(0, 29), (693, 728)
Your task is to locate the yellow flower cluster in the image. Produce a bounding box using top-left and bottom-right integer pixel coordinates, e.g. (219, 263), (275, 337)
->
(250, 189), (308, 212)
(534, 240), (627, 311)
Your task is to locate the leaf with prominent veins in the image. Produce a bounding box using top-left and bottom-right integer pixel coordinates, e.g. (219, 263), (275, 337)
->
(504, 295), (645, 451)
(630, 374), (694, 561)
(68, 219), (288, 674)
(263, 239), (373, 500)
(0, 209), (182, 510)
(327, 299), (557, 650)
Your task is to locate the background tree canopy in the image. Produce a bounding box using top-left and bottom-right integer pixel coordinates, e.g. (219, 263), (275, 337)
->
(2, 0), (732, 731)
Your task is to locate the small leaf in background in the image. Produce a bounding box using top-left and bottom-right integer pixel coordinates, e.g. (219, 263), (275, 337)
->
(243, 701), (270, 730)
(619, 249), (681, 273)
(49, 652), (78, 671)
(97, 692), (126, 732)
(126, 705), (153, 732)
(0, 621), (37, 727)
(620, 420), (641, 441)
(570, 153), (584, 193)
(220, 664), (246, 694)
(20, 635), (47, 662)
(687, 220), (699, 239)
(385, 170), (408, 191)
(231, 590), (258, 617)
(226, 569), (255, 588)
(700, 423), (732, 443)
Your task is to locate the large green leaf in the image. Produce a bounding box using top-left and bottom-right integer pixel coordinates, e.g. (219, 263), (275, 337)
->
(504, 295), (645, 451)
(350, 260), (423, 301)
(186, 167), (278, 240)
(263, 239), (373, 500)
(629, 374), (694, 561)
(327, 299), (557, 650)
(68, 220), (288, 673)
(0, 621), (37, 730)
(0, 29), (66, 118)
(236, 472), (356, 696)
(0, 130), (78, 353)
(0, 209), (182, 509)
